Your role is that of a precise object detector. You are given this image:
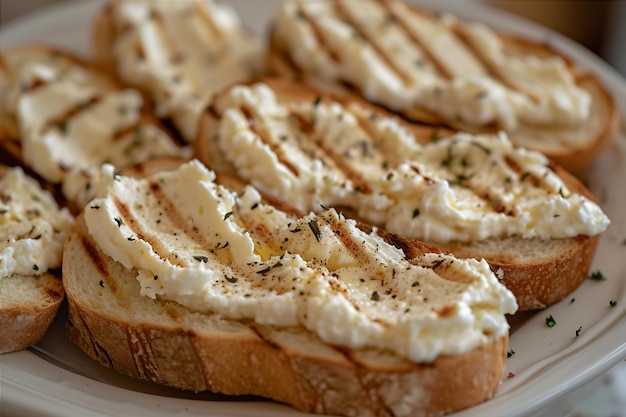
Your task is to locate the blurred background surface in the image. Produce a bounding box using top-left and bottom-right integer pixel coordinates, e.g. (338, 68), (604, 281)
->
(2, 0), (626, 76)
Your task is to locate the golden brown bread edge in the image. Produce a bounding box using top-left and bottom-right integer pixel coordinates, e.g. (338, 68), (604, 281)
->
(195, 77), (603, 311)
(0, 272), (64, 354)
(266, 3), (620, 176)
(438, 163), (601, 311)
(0, 163), (65, 354)
(63, 198), (508, 417)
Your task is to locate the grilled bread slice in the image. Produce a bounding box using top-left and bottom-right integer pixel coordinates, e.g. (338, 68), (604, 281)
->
(195, 77), (610, 311)
(91, 0), (264, 142)
(267, 0), (619, 175)
(63, 158), (517, 417)
(0, 272), (63, 354)
(0, 164), (72, 354)
(0, 45), (190, 211)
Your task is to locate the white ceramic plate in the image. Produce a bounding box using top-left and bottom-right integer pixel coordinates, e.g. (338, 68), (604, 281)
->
(1, 1), (625, 417)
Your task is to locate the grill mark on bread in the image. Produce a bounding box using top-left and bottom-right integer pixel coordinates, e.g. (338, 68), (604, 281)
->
(45, 96), (102, 131)
(297, 5), (341, 63)
(270, 30), (305, 75)
(241, 106), (300, 177)
(194, 2), (221, 38)
(133, 40), (145, 62)
(505, 155), (542, 187)
(451, 25), (536, 100)
(112, 123), (142, 142)
(324, 214), (375, 268)
(80, 233), (118, 293)
(383, 2), (451, 80)
(349, 108), (420, 166)
(289, 108), (372, 194)
(145, 180), (232, 263)
(148, 8), (201, 90)
(333, 1), (412, 85)
(112, 195), (186, 267)
(21, 77), (47, 94)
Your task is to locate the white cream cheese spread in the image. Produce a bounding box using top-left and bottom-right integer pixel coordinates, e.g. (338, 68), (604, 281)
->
(273, 0), (591, 138)
(0, 166), (73, 279)
(4, 56), (190, 208)
(210, 82), (609, 244)
(109, 0), (263, 141)
(85, 159), (518, 363)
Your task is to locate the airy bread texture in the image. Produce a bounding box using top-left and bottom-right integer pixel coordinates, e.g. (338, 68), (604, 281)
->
(195, 77), (605, 311)
(63, 207), (508, 417)
(267, 0), (619, 175)
(0, 272), (64, 354)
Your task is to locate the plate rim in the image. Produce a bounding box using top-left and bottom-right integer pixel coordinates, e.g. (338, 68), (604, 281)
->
(1, 1), (625, 417)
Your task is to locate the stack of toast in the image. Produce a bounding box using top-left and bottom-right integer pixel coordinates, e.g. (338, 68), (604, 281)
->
(0, 1), (618, 416)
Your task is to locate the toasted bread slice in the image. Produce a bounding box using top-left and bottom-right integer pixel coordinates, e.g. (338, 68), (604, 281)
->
(63, 159), (516, 417)
(267, 0), (619, 175)
(195, 77), (609, 311)
(0, 44), (191, 211)
(0, 164), (72, 354)
(91, 0), (264, 142)
(0, 272), (64, 354)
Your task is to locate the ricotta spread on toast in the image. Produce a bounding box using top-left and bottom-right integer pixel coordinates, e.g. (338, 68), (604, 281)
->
(208, 82), (610, 243)
(84, 160), (518, 363)
(108, 0), (263, 141)
(2, 52), (190, 207)
(0, 166), (72, 279)
(273, 0), (591, 138)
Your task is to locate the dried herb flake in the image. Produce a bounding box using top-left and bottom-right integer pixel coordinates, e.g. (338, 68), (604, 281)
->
(308, 220), (321, 242)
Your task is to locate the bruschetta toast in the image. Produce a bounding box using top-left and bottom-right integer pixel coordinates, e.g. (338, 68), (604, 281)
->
(268, 0), (620, 174)
(91, 0), (264, 142)
(0, 164), (72, 353)
(63, 158), (517, 417)
(0, 45), (190, 211)
(195, 78), (610, 310)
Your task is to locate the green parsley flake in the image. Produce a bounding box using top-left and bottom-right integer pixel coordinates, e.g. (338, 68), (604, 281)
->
(545, 315), (557, 328)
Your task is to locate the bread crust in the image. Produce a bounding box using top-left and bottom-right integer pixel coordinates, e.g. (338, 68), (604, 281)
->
(0, 163), (67, 354)
(438, 163), (601, 309)
(64, 213), (508, 417)
(266, 0), (620, 175)
(0, 272), (64, 354)
(195, 77), (605, 311)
